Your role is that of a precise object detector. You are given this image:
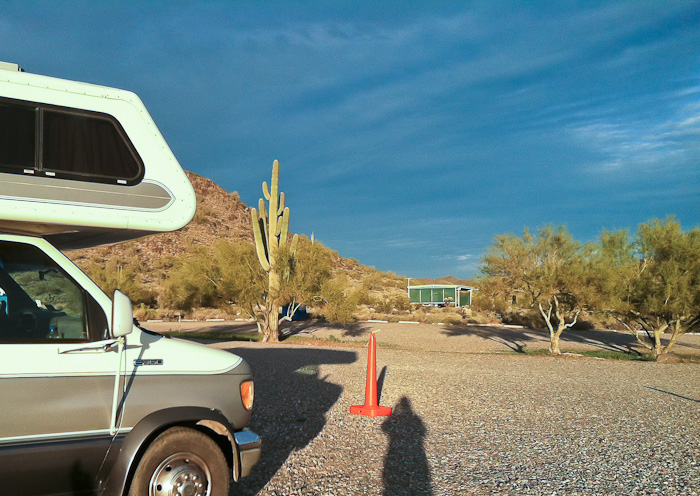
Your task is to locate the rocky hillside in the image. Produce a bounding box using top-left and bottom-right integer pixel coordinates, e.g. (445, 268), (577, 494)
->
(412, 276), (477, 287)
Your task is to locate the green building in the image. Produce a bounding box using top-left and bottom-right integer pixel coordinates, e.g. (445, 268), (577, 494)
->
(408, 284), (475, 307)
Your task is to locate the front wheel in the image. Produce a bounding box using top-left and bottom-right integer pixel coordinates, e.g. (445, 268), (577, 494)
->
(128, 426), (231, 496)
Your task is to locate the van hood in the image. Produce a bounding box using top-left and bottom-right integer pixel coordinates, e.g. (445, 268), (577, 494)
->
(127, 328), (243, 375)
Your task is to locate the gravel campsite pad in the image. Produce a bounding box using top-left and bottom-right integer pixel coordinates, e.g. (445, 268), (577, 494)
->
(151, 322), (700, 495)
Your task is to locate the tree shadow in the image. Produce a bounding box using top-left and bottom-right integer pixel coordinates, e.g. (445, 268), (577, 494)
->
(381, 397), (433, 495)
(441, 324), (656, 354)
(161, 322), (261, 335)
(556, 328), (646, 353)
(280, 320), (372, 338)
(223, 345), (357, 495)
(441, 324), (539, 352)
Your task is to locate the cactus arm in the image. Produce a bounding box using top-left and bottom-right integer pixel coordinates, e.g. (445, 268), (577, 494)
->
(279, 207), (290, 244)
(262, 181), (271, 201)
(261, 216), (269, 248)
(258, 198), (267, 221)
(271, 160), (279, 197)
(277, 192), (285, 216)
(268, 160), (280, 250)
(251, 208), (271, 272)
(255, 237), (271, 271)
(291, 233), (298, 254)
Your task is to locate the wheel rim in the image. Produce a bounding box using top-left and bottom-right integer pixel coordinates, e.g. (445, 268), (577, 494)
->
(149, 451), (212, 496)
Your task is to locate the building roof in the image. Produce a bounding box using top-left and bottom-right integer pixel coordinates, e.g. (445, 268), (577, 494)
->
(408, 284), (476, 290)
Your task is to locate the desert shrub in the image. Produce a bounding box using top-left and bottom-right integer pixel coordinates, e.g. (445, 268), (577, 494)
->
(374, 299), (393, 314)
(86, 257), (154, 305)
(350, 287), (373, 306)
(392, 294), (412, 312)
(159, 245), (219, 310)
(362, 272), (385, 291)
(500, 311), (541, 329)
(319, 277), (357, 324)
(133, 304), (159, 321)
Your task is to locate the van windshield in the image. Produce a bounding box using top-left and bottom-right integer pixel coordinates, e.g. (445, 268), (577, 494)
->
(0, 242), (88, 341)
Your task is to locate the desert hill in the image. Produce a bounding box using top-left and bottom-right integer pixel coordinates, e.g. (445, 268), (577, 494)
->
(412, 276), (477, 287)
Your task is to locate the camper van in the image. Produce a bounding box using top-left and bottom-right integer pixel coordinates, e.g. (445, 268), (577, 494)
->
(0, 62), (261, 495)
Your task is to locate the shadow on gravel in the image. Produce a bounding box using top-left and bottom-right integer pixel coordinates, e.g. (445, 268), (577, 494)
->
(281, 320), (372, 338)
(645, 386), (700, 403)
(382, 397), (433, 496)
(441, 325), (538, 352)
(225, 346), (358, 495)
(442, 325), (646, 353)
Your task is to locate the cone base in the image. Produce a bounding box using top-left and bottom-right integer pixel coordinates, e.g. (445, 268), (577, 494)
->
(350, 404), (392, 417)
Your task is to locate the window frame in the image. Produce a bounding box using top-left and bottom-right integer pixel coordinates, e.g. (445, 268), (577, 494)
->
(0, 96), (144, 186)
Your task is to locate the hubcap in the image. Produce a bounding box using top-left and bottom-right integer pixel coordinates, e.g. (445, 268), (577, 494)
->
(149, 452), (211, 496)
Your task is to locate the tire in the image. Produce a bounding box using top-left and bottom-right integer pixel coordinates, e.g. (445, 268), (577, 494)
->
(128, 426), (231, 496)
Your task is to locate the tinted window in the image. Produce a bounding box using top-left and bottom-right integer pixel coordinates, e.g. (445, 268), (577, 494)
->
(0, 98), (143, 185)
(0, 242), (91, 341)
(43, 110), (141, 181)
(0, 102), (36, 169)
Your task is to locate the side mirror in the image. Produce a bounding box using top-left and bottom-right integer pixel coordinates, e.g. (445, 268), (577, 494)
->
(112, 290), (133, 338)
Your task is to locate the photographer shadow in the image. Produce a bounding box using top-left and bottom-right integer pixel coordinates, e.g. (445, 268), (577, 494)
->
(382, 396), (433, 495)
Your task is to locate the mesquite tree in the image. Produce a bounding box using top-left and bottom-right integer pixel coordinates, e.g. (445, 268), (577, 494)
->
(592, 218), (700, 359)
(480, 225), (593, 354)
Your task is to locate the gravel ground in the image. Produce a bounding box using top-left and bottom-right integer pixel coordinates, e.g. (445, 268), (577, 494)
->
(172, 323), (700, 496)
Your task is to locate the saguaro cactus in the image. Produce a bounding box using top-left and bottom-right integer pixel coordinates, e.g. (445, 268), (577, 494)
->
(251, 159), (298, 342)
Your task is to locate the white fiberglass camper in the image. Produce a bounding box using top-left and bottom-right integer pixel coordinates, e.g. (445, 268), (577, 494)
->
(0, 63), (260, 496)
(0, 60), (196, 248)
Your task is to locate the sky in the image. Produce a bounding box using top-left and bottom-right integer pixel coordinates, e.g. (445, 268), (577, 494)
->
(2, 2), (698, 279)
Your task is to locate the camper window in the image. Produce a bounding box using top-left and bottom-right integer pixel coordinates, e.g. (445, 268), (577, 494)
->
(0, 97), (143, 185)
(0, 101), (36, 169)
(43, 110), (140, 180)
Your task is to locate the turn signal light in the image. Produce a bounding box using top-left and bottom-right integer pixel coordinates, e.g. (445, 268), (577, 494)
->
(241, 380), (254, 411)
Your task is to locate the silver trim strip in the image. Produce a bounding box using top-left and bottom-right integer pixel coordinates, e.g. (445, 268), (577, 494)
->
(0, 174), (174, 211)
(0, 427), (132, 445)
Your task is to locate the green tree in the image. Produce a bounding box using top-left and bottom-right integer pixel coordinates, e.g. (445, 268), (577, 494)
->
(318, 275), (358, 325)
(480, 225), (593, 354)
(159, 245), (219, 310)
(212, 237), (349, 330)
(276, 236), (333, 323)
(592, 218), (700, 359)
(85, 256), (153, 305)
(212, 240), (268, 328)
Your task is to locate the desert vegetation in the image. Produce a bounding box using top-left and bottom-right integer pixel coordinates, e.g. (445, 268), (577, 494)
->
(67, 171), (698, 359)
(477, 217), (700, 360)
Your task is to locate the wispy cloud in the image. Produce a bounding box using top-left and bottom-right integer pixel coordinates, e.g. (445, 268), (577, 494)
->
(570, 96), (700, 175)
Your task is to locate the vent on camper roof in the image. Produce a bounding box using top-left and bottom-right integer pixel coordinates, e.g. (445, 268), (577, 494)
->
(0, 62), (23, 72)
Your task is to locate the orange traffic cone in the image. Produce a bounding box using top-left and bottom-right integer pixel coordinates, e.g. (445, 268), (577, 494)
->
(350, 331), (392, 417)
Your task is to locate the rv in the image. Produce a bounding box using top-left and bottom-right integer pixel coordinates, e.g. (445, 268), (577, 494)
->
(0, 62), (260, 496)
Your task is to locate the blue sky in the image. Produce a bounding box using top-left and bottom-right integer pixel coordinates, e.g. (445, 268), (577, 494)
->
(2, 2), (699, 278)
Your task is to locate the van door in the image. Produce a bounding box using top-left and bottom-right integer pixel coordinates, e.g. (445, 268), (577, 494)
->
(0, 240), (117, 495)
